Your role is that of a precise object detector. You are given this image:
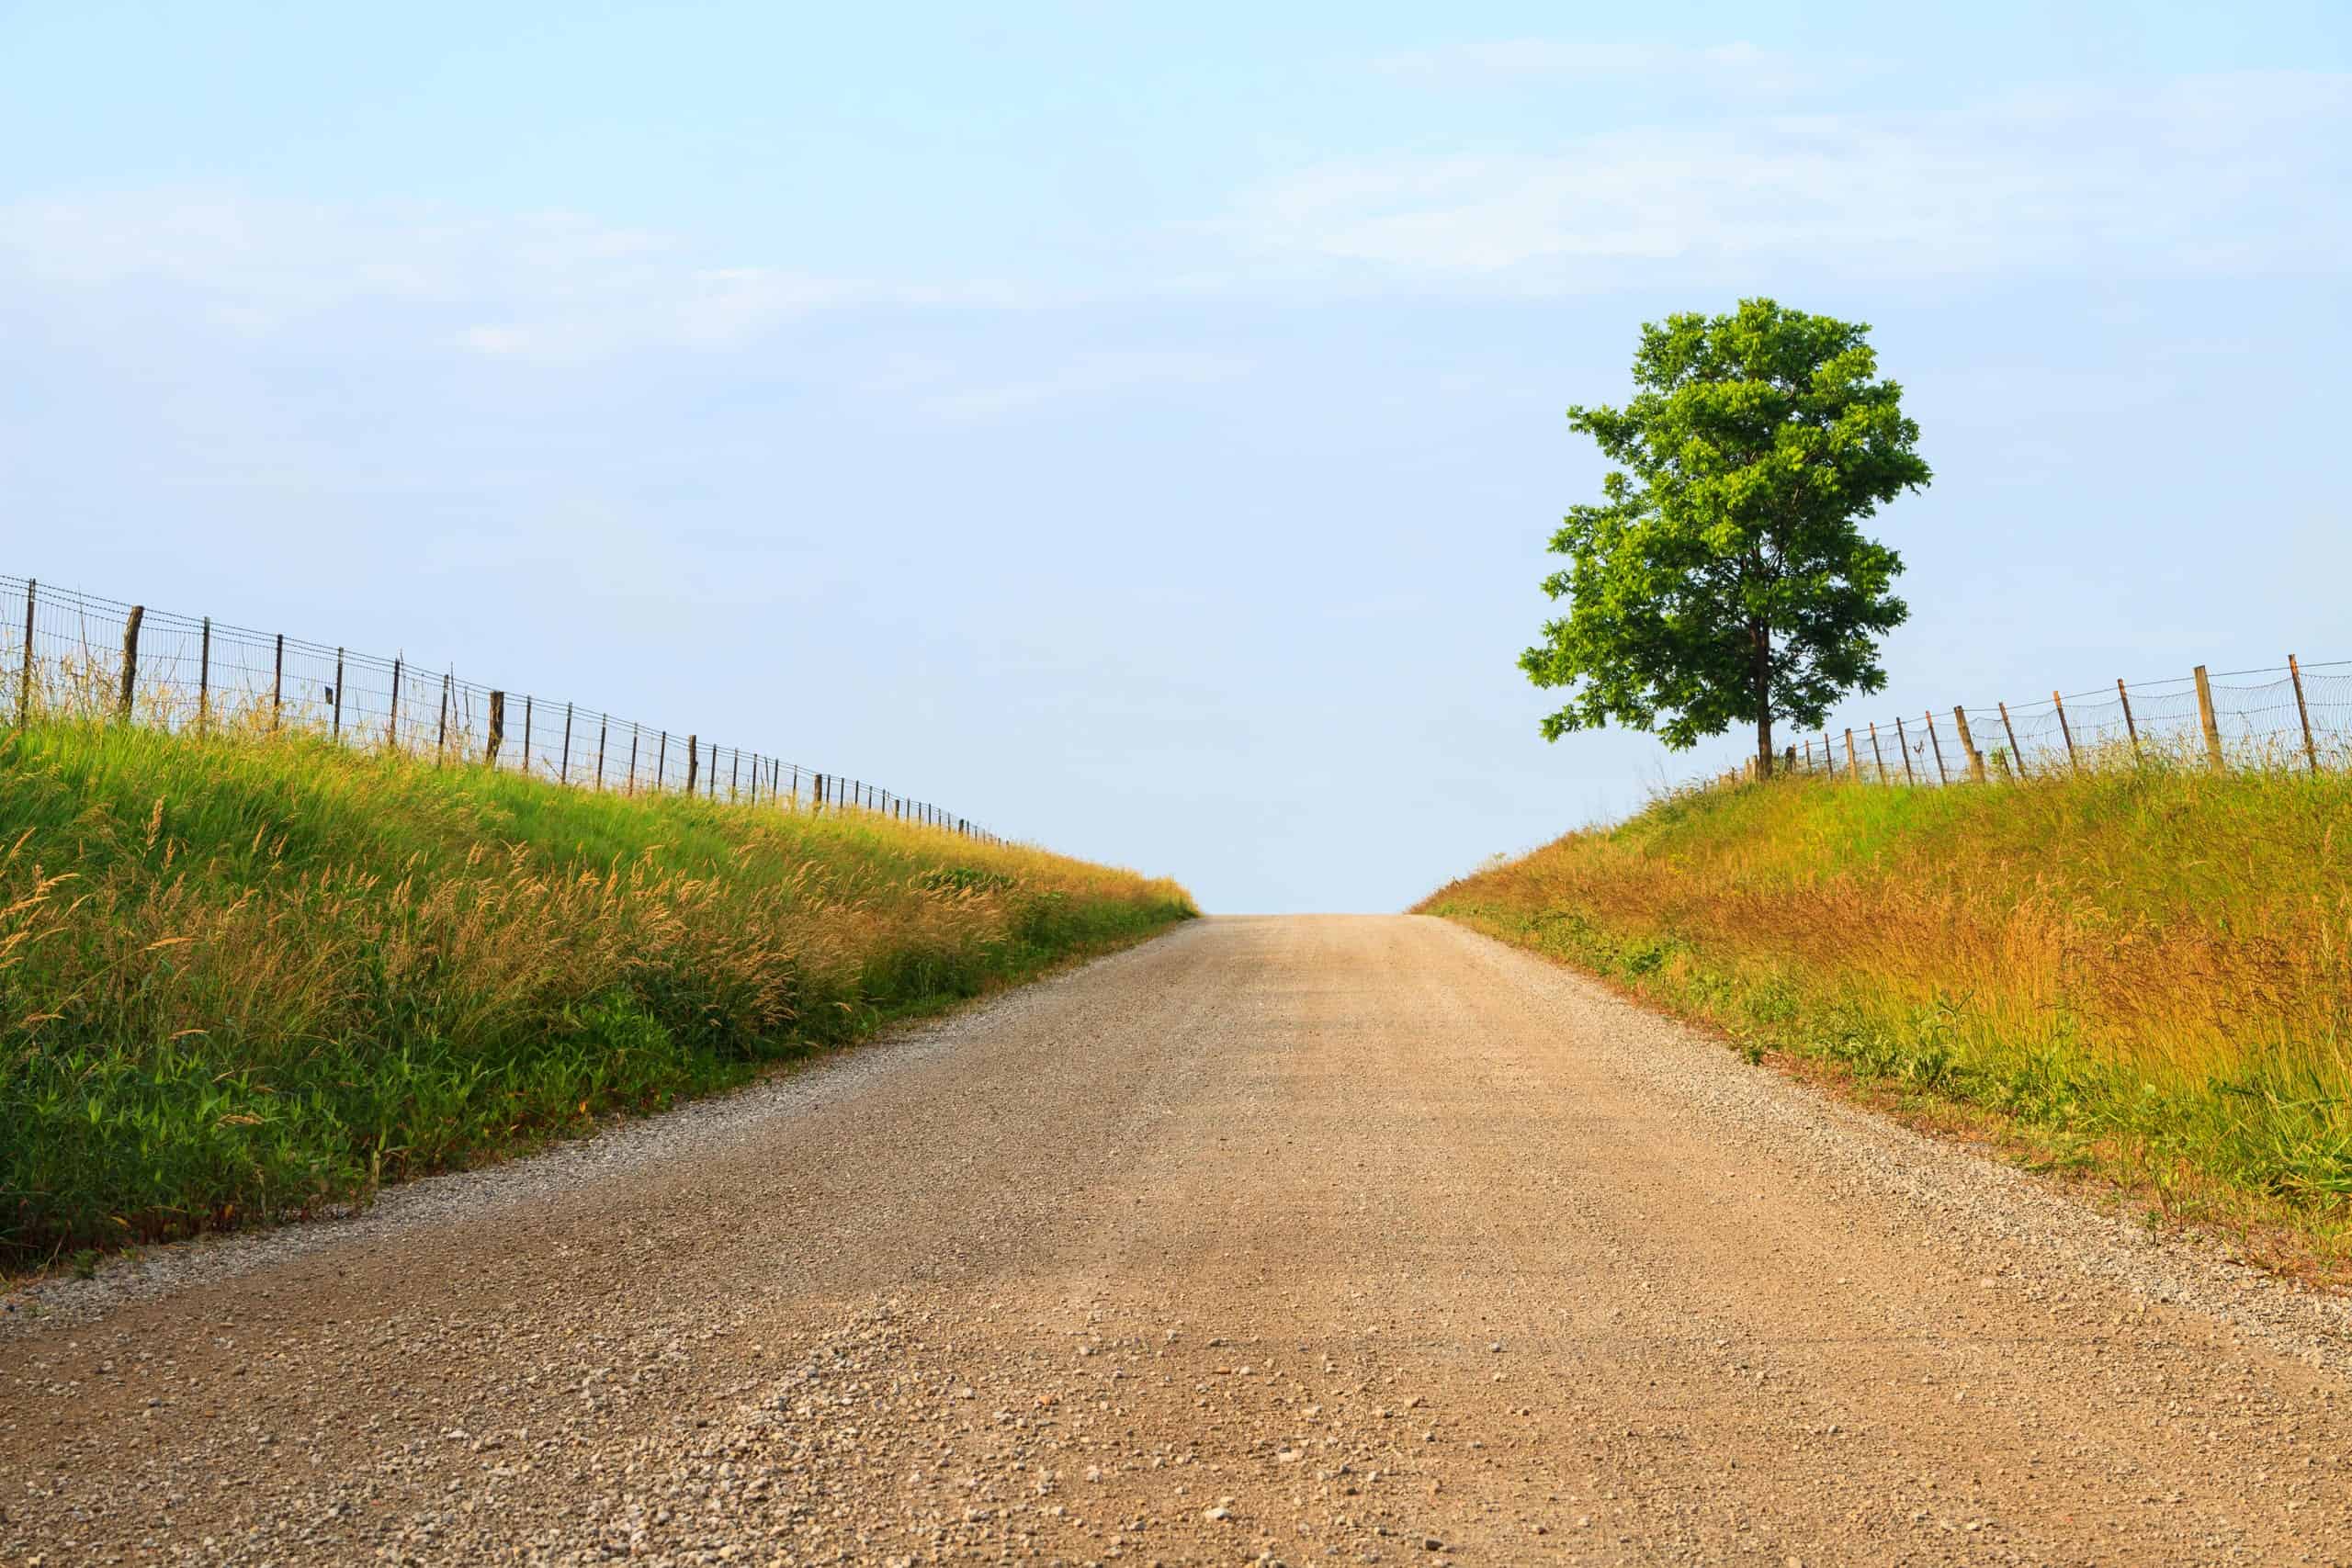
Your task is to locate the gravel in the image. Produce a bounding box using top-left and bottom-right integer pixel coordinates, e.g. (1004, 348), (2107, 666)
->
(6, 913), (2350, 1563)
(1, 937), (1170, 1340)
(1438, 920), (2352, 1382)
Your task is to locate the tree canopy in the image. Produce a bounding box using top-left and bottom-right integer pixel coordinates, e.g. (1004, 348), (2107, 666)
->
(1521, 299), (1931, 773)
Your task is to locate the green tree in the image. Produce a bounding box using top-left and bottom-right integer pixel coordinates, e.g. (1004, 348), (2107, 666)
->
(1521, 299), (1930, 776)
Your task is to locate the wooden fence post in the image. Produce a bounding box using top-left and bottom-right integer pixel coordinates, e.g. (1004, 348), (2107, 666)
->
(272, 633), (285, 732)
(391, 657), (407, 750)
(628, 727), (639, 795)
(561, 702), (574, 784)
(15, 580), (31, 724)
(1997, 702), (2022, 778)
(486, 691), (505, 767)
(521, 696), (534, 775)
(1925, 711), (1949, 784)
(2052, 691), (2078, 773)
(730, 748), (740, 802)
(2193, 665), (2225, 772)
(1868, 721), (1887, 783)
(1952, 706), (1985, 783)
(118, 604), (144, 721)
(656, 730), (668, 791)
(816, 773), (826, 809)
(196, 616), (211, 736)
(596, 716), (609, 789)
(2117, 679), (2140, 762)
(2289, 655), (2319, 774)
(1844, 728), (1860, 782)
(710, 739), (719, 798)
(332, 648), (344, 739)
(1892, 716), (1912, 784)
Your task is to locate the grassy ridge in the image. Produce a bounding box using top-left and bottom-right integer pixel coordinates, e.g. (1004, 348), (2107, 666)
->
(1419, 764), (2352, 1261)
(0, 718), (1193, 1261)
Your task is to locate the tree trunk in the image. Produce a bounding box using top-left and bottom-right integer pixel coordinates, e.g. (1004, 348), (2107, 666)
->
(1751, 622), (1774, 778)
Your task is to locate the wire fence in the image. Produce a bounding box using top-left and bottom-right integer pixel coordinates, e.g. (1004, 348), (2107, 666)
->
(1, 573), (1004, 843)
(1744, 656), (2352, 786)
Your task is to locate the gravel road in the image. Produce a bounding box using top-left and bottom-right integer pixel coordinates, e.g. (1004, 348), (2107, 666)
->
(6, 914), (2352, 1565)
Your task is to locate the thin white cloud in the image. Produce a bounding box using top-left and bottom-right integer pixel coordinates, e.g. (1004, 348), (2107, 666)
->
(1216, 72), (2352, 288)
(0, 191), (1030, 360)
(5, 65), (2342, 354)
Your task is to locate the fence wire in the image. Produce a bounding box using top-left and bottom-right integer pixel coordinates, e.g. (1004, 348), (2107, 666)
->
(1772, 657), (2352, 785)
(0, 574), (1001, 842)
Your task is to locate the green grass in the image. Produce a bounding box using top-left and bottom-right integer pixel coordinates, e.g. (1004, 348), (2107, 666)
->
(0, 716), (1193, 1263)
(1419, 761), (2352, 1268)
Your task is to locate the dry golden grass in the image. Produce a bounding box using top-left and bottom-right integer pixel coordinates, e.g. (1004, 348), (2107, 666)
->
(0, 714), (1193, 1262)
(1419, 761), (2352, 1271)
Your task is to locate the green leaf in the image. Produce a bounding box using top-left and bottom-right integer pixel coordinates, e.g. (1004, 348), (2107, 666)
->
(1525, 299), (1931, 772)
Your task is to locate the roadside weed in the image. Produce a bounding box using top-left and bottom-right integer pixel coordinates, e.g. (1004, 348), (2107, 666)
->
(0, 717), (1194, 1262)
(1419, 763), (2352, 1261)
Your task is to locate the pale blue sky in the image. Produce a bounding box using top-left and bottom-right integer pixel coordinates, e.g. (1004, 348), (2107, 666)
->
(4, 2), (2347, 909)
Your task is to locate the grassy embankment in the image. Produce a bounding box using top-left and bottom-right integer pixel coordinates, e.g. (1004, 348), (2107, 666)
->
(0, 717), (1193, 1264)
(1418, 761), (2352, 1269)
